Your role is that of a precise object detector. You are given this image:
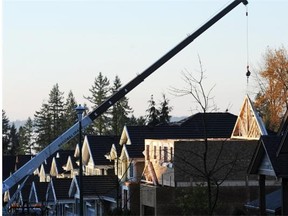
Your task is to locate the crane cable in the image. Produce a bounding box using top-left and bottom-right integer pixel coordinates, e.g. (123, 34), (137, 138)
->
(245, 5), (251, 84)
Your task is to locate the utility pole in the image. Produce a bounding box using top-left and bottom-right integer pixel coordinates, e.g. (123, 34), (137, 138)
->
(76, 104), (85, 216)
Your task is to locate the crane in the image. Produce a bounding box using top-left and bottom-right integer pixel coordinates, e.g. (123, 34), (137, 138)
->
(3, 0), (248, 193)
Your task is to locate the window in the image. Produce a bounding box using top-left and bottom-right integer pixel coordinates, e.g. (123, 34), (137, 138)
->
(159, 146), (162, 161)
(163, 147), (168, 162)
(170, 147), (174, 162)
(129, 163), (134, 178)
(123, 189), (128, 210)
(153, 146), (157, 159)
(146, 145), (150, 160)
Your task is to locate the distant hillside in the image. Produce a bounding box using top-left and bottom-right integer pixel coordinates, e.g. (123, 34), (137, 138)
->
(170, 116), (187, 123)
(10, 116), (187, 131)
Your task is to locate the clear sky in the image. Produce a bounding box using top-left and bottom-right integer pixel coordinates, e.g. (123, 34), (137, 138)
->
(2, 0), (288, 121)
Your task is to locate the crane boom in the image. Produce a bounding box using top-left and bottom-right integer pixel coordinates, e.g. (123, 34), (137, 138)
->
(3, 0), (248, 193)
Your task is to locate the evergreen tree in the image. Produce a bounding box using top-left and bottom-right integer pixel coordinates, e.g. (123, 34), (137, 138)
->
(85, 72), (110, 135)
(48, 83), (65, 138)
(64, 90), (78, 128)
(19, 117), (34, 154)
(62, 90), (78, 149)
(158, 94), (172, 124)
(136, 116), (146, 126)
(9, 123), (20, 156)
(146, 95), (160, 126)
(127, 115), (146, 126)
(2, 110), (10, 155)
(34, 84), (65, 151)
(34, 103), (53, 151)
(110, 75), (132, 135)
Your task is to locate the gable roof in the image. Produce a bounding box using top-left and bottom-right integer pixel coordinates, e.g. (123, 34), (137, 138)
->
(30, 181), (49, 203)
(63, 155), (79, 172)
(248, 135), (288, 177)
(47, 178), (73, 201)
(231, 95), (267, 140)
(41, 152), (58, 173)
(51, 150), (75, 175)
(105, 143), (121, 161)
(119, 144), (145, 161)
(124, 144), (145, 159)
(83, 135), (120, 166)
(69, 175), (118, 199)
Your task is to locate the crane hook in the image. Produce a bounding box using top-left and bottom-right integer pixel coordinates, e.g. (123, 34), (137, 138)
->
(246, 65), (251, 83)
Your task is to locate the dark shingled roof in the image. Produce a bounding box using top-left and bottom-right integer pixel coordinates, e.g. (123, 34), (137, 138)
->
(249, 135), (288, 177)
(15, 155), (34, 170)
(125, 112), (237, 146)
(32, 181), (49, 202)
(123, 112), (237, 158)
(86, 135), (120, 166)
(42, 152), (58, 173)
(3, 155), (16, 180)
(54, 150), (75, 174)
(50, 178), (73, 200)
(125, 145), (144, 158)
(75, 175), (118, 198)
(2, 155), (34, 180)
(262, 136), (288, 177)
(18, 175), (39, 202)
(176, 112), (237, 128)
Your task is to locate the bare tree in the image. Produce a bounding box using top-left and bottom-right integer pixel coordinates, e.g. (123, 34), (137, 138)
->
(170, 57), (218, 113)
(171, 58), (239, 215)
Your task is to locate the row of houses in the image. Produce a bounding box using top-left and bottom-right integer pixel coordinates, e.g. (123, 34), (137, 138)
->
(2, 95), (288, 215)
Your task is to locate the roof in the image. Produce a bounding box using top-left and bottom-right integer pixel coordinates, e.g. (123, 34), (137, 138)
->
(50, 178), (73, 200)
(31, 181), (49, 202)
(71, 175), (118, 199)
(245, 189), (281, 214)
(124, 113), (236, 145)
(2, 155), (16, 180)
(119, 112), (237, 159)
(15, 155), (34, 170)
(2, 155), (34, 180)
(54, 150), (75, 174)
(248, 135), (288, 177)
(85, 135), (120, 166)
(124, 144), (144, 158)
(41, 152), (58, 173)
(177, 112), (237, 128)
